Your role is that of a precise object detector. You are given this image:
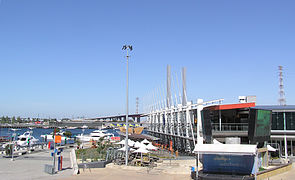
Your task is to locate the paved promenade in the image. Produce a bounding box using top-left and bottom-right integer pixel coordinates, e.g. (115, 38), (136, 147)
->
(0, 148), (74, 180)
(269, 163), (295, 180)
(62, 159), (196, 180)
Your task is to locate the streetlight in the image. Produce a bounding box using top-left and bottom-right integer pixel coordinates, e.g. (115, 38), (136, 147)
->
(122, 45), (133, 165)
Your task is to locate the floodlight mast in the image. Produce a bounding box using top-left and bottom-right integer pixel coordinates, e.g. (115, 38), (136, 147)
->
(122, 45), (132, 166)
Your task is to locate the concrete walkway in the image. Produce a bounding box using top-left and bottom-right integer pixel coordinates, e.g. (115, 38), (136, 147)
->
(62, 159), (197, 180)
(0, 148), (74, 180)
(268, 163), (295, 180)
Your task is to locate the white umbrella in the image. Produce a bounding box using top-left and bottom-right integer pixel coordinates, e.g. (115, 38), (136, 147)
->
(139, 143), (147, 149)
(128, 139), (135, 147)
(134, 141), (141, 148)
(116, 140), (125, 145)
(118, 146), (135, 151)
(213, 139), (222, 144)
(134, 147), (150, 164)
(116, 139), (134, 146)
(146, 143), (158, 150)
(134, 147), (150, 154)
(141, 139), (150, 144)
(267, 145), (277, 152)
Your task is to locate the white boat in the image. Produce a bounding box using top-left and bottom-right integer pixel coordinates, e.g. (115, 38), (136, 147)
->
(16, 131), (39, 147)
(40, 130), (70, 141)
(81, 125), (88, 129)
(67, 126), (77, 129)
(76, 129), (114, 142)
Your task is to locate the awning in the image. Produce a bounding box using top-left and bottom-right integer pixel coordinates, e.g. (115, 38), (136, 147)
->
(193, 144), (257, 155)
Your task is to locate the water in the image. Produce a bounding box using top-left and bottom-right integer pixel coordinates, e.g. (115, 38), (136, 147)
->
(0, 128), (120, 141)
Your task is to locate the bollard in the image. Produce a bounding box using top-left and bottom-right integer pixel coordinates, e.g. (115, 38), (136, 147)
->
(58, 156), (61, 171)
(60, 156), (63, 170)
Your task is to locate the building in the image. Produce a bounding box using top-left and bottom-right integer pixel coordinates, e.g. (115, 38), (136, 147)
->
(256, 105), (295, 157)
(203, 104), (295, 157)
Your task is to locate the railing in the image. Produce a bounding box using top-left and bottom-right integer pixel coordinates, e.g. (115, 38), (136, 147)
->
(212, 123), (248, 131)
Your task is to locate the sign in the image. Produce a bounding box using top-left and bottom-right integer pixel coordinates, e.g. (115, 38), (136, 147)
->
(55, 135), (62, 143)
(248, 108), (272, 143)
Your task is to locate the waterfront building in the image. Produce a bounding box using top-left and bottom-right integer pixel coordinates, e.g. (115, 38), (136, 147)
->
(147, 99), (295, 158)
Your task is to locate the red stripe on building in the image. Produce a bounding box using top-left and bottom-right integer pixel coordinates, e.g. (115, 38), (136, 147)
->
(206, 102), (256, 110)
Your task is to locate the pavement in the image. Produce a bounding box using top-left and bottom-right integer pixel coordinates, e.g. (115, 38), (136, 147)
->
(268, 163), (295, 180)
(2, 148), (294, 180)
(61, 159), (197, 180)
(0, 148), (74, 180)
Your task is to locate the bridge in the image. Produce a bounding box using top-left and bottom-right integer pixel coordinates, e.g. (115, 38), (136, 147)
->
(86, 113), (145, 123)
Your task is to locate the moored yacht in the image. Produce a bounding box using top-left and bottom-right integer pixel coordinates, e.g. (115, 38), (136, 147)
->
(76, 129), (114, 142)
(40, 130), (71, 141)
(16, 131), (39, 147)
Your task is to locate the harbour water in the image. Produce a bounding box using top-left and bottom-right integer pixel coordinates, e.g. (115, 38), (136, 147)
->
(0, 127), (121, 141)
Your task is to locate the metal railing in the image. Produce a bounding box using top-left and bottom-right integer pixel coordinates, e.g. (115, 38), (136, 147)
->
(212, 123), (248, 131)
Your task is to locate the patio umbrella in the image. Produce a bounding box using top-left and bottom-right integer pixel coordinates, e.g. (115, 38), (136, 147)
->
(134, 147), (150, 154)
(134, 141), (141, 148)
(141, 139), (150, 144)
(116, 140), (125, 145)
(146, 143), (158, 150)
(267, 145), (277, 152)
(128, 139), (135, 147)
(116, 139), (134, 146)
(118, 146), (135, 152)
(134, 147), (150, 164)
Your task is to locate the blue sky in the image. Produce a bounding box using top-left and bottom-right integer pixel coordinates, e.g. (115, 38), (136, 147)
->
(0, 0), (294, 118)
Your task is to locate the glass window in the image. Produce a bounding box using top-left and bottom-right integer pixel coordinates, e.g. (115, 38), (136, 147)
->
(286, 112), (293, 130)
(272, 112), (278, 130)
(277, 112), (284, 130)
(291, 112), (295, 130)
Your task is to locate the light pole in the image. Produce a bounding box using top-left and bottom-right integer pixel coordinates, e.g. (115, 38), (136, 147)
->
(122, 45), (133, 165)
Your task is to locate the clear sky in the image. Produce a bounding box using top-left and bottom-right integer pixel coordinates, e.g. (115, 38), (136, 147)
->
(0, 0), (294, 118)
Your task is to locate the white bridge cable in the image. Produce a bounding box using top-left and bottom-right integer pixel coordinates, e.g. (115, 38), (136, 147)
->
(180, 69), (196, 148)
(175, 72), (183, 105)
(171, 72), (179, 106)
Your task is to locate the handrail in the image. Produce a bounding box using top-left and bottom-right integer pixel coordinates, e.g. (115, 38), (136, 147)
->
(212, 123), (248, 131)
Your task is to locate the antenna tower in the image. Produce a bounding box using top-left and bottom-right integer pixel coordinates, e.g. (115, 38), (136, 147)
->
(278, 66), (286, 106)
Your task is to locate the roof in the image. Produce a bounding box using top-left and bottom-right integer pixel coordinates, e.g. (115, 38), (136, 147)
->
(193, 144), (257, 155)
(205, 102), (256, 111)
(255, 105), (295, 111)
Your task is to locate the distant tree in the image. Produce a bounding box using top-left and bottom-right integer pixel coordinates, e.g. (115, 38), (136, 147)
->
(11, 116), (16, 124)
(16, 116), (21, 123)
(5, 116), (9, 123)
(1, 116), (5, 124)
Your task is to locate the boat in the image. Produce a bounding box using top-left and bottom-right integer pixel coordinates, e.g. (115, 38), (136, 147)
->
(67, 126), (77, 129)
(16, 131), (39, 147)
(0, 136), (9, 143)
(81, 125), (88, 129)
(76, 129), (114, 142)
(40, 130), (71, 141)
